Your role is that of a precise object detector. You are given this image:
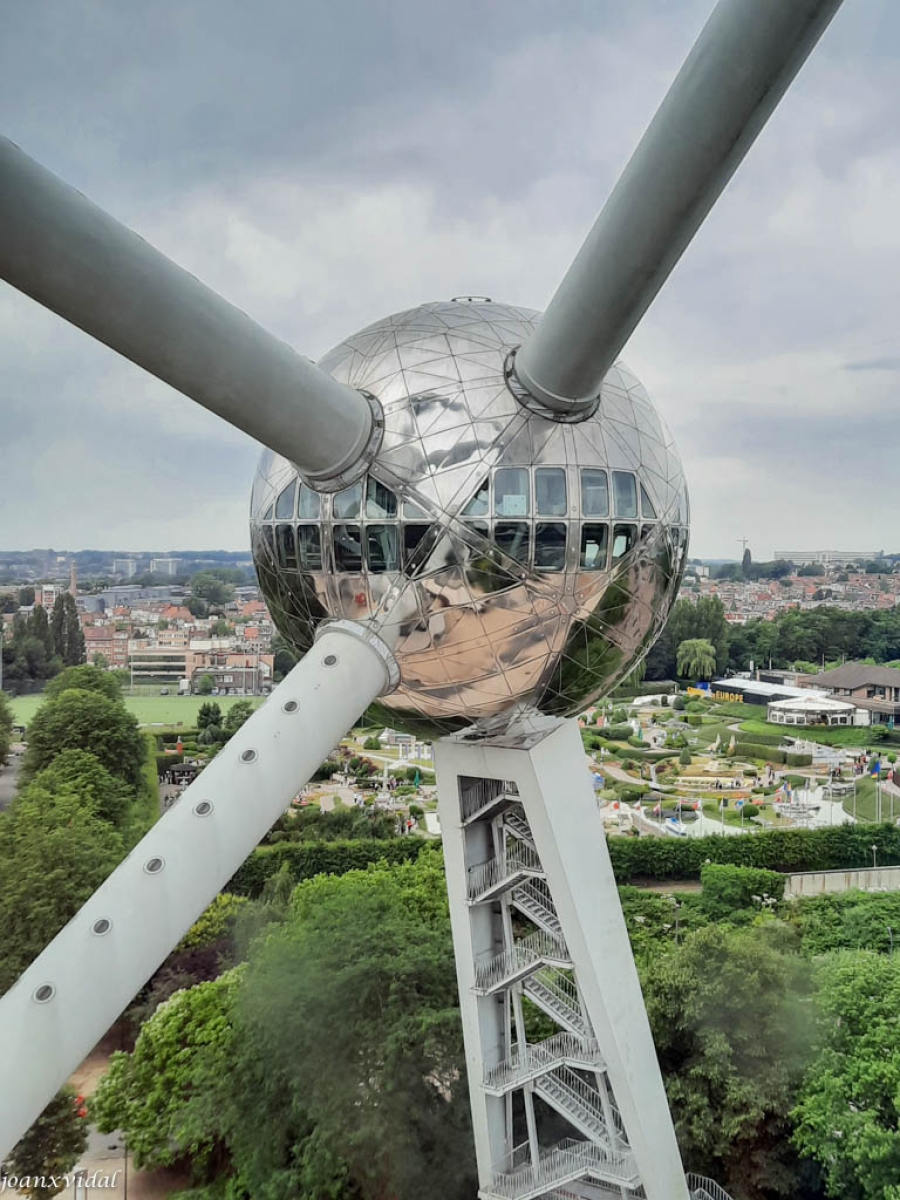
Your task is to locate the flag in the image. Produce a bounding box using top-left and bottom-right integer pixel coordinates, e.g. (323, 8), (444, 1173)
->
(736, 799), (745, 809)
(693, 799), (702, 812)
(653, 803), (662, 815)
(414, 769), (421, 787)
(718, 799), (725, 811)
(633, 799), (642, 812)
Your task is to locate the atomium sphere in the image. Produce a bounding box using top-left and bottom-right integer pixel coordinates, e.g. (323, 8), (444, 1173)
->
(250, 299), (689, 738)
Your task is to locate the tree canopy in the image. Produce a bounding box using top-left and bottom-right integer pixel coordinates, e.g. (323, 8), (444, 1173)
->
(43, 663), (122, 703)
(22, 688), (146, 788)
(0, 789), (124, 995)
(676, 637), (717, 681)
(793, 951), (900, 1200)
(641, 922), (816, 1200)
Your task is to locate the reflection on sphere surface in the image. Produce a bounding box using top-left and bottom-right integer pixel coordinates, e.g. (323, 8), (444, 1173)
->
(251, 300), (689, 737)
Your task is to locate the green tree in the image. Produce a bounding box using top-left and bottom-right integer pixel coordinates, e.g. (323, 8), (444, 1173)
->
(641, 922), (815, 1200)
(0, 689), (13, 765)
(92, 968), (242, 1180)
(793, 951), (900, 1199)
(676, 637), (717, 681)
(646, 596), (730, 680)
(0, 789), (125, 994)
(49, 594), (85, 668)
(1, 1088), (89, 1199)
(43, 664), (122, 704)
(22, 689), (146, 788)
(233, 855), (475, 1200)
(196, 674), (215, 696)
(190, 572), (235, 610)
(223, 700), (253, 735)
(197, 702), (222, 730)
(27, 749), (136, 830)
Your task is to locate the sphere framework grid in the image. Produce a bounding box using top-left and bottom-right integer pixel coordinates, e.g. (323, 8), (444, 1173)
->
(251, 300), (689, 737)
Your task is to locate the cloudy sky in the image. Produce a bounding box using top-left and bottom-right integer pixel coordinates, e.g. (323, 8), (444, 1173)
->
(1, 0), (897, 559)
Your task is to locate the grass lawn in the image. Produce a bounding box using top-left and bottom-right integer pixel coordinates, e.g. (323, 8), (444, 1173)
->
(842, 775), (889, 823)
(738, 717), (880, 749)
(689, 721), (734, 749)
(10, 692), (264, 729)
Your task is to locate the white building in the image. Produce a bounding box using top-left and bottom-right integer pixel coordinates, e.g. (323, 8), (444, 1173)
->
(766, 694), (869, 728)
(150, 557), (181, 576)
(112, 558), (138, 578)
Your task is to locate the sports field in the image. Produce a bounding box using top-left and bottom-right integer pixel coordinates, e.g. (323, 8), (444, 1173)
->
(9, 693), (264, 730)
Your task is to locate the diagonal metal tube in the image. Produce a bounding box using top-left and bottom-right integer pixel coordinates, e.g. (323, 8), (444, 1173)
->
(514, 0), (845, 415)
(0, 137), (375, 481)
(0, 620), (398, 1162)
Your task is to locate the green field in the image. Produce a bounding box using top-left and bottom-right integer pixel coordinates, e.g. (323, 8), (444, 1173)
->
(738, 717), (884, 749)
(9, 693), (264, 730)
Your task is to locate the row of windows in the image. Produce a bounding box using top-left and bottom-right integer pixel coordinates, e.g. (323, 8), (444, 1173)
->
(264, 467), (671, 524)
(261, 521), (686, 576)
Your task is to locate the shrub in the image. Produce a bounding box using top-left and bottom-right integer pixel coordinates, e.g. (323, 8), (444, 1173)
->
(226, 838), (433, 897)
(686, 700), (706, 714)
(155, 753), (184, 774)
(627, 736), (646, 749)
(687, 713), (703, 726)
(786, 752), (813, 767)
(660, 695), (669, 707)
(679, 749), (692, 766)
(673, 696), (687, 711)
(594, 724), (633, 742)
(699, 863), (786, 920)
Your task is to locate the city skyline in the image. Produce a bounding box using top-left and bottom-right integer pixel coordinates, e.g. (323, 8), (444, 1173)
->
(1, 0), (898, 556)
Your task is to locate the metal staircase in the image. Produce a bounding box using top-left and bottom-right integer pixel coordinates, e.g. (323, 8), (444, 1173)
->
(523, 968), (590, 1037)
(536, 1066), (611, 1142)
(481, 1138), (640, 1200)
(452, 764), (736, 1200)
(483, 1034), (605, 1094)
(513, 876), (563, 938)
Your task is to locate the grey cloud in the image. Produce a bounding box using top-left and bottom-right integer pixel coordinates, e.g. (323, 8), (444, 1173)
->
(0, 0), (898, 556)
(843, 358), (900, 372)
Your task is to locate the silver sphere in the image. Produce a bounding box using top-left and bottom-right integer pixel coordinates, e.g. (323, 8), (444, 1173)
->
(251, 300), (689, 737)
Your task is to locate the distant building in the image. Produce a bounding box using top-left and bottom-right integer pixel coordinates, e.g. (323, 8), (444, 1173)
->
(797, 662), (900, 725)
(773, 550), (881, 566)
(127, 646), (273, 694)
(150, 557), (181, 576)
(34, 584), (59, 610)
(112, 558), (138, 578)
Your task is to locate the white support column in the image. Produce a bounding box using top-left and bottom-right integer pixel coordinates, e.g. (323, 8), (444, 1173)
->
(0, 622), (396, 1161)
(436, 719), (690, 1200)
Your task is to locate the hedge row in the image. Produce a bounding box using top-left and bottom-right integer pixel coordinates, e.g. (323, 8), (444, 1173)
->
(611, 681), (677, 697)
(608, 823), (900, 882)
(225, 837), (431, 896)
(730, 741), (811, 766)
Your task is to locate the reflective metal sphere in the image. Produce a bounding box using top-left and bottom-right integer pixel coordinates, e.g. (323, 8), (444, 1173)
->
(251, 300), (689, 737)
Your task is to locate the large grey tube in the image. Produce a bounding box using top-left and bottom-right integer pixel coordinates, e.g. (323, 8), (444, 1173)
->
(0, 620), (397, 1162)
(0, 137), (374, 480)
(515, 0), (844, 414)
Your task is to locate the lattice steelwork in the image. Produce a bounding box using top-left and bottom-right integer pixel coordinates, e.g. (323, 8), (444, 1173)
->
(251, 299), (689, 738)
